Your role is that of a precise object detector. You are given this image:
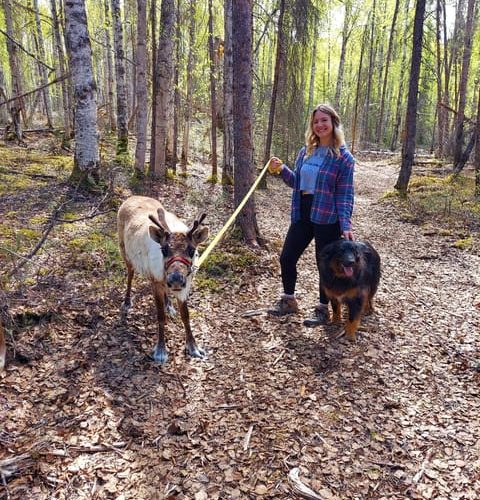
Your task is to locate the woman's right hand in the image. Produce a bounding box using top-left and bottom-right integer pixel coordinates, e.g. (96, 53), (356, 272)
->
(268, 157), (283, 174)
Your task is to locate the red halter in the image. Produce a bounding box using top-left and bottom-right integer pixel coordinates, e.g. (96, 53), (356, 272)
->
(165, 255), (192, 269)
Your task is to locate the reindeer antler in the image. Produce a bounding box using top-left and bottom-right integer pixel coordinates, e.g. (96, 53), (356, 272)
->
(188, 213), (207, 238)
(149, 206), (170, 234)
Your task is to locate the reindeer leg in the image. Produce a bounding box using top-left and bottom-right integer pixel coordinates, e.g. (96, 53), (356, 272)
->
(178, 299), (205, 359)
(152, 282), (168, 364)
(121, 261), (134, 314)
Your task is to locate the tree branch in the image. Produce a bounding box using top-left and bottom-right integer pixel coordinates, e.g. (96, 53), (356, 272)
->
(0, 28), (55, 72)
(0, 74), (69, 108)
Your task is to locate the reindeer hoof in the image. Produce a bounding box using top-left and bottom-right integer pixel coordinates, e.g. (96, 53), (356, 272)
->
(152, 346), (168, 364)
(186, 344), (206, 359)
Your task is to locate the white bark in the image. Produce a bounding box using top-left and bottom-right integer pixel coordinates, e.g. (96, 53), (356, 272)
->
(134, 0), (147, 173)
(32, 0), (53, 128)
(64, 0), (100, 180)
(153, 0), (175, 178)
(111, 0), (129, 153)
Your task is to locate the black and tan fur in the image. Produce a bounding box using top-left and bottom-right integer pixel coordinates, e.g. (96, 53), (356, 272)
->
(319, 240), (381, 340)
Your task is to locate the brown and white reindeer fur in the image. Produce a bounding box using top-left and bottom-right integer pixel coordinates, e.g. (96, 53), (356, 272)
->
(117, 196), (208, 364)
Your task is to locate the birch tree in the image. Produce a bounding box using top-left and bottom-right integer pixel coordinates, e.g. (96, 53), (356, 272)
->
(2, 0), (24, 140)
(64, 0), (100, 186)
(222, 0), (234, 185)
(50, 0), (71, 144)
(32, 0), (53, 129)
(208, 0), (218, 181)
(134, 0), (147, 176)
(111, 0), (129, 155)
(453, 0), (477, 171)
(152, 0), (175, 179)
(180, 0), (196, 171)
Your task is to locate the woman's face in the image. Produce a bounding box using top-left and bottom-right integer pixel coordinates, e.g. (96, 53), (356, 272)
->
(312, 110), (333, 144)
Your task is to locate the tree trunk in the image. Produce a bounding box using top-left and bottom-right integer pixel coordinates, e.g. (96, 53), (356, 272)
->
(395, 0), (427, 194)
(180, 0), (196, 172)
(104, 0), (116, 132)
(111, 0), (129, 155)
(351, 21), (369, 153)
(149, 0), (157, 175)
(334, 0), (352, 111)
(362, 0), (376, 145)
(32, 0), (53, 128)
(171, 0), (181, 172)
(444, 0), (465, 155)
(2, 0), (24, 140)
(307, 17), (318, 117)
(208, 0), (218, 181)
(390, 0), (410, 151)
(50, 0), (71, 145)
(441, 0), (451, 154)
(453, 0), (476, 170)
(376, 0), (399, 144)
(222, 0), (234, 185)
(134, 0), (147, 176)
(232, 0), (263, 246)
(263, 0), (286, 166)
(435, 0), (445, 156)
(152, 0), (175, 179)
(64, 0), (100, 187)
(0, 64), (8, 123)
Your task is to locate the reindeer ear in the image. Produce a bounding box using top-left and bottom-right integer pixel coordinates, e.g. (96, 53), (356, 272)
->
(149, 225), (169, 245)
(191, 226), (209, 246)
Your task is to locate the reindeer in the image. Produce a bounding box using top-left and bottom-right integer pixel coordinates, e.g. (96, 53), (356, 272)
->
(117, 196), (208, 364)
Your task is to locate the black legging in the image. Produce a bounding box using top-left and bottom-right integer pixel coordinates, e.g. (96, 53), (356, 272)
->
(280, 194), (341, 303)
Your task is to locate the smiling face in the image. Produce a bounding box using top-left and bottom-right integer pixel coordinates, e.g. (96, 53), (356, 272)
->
(312, 110), (334, 145)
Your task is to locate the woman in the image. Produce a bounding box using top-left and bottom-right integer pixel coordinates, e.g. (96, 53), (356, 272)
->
(267, 103), (355, 326)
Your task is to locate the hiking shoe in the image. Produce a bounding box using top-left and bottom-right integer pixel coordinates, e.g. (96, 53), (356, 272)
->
(267, 296), (299, 316)
(303, 304), (330, 327)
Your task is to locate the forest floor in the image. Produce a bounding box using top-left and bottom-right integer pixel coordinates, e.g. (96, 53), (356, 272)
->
(1, 138), (480, 500)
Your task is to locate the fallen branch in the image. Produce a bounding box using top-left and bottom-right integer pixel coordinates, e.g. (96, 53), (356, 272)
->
(412, 448), (434, 484)
(6, 190), (113, 277)
(41, 441), (127, 457)
(0, 323), (5, 371)
(288, 467), (323, 499)
(243, 424), (254, 451)
(0, 168), (56, 180)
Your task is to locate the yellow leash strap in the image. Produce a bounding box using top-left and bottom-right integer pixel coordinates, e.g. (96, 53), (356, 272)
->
(195, 160), (272, 269)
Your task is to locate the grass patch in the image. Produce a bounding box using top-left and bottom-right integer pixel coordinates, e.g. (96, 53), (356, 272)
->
(454, 236), (473, 250)
(66, 231), (123, 275)
(196, 246), (257, 293)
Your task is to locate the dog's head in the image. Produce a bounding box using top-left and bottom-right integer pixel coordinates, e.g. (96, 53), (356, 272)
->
(323, 240), (362, 279)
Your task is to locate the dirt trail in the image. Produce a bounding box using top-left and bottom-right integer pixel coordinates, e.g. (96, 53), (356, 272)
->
(1, 159), (480, 499)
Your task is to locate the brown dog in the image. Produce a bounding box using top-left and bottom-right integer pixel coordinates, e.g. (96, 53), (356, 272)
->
(319, 240), (381, 340)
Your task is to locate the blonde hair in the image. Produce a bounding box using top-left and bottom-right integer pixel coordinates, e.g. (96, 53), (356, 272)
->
(305, 103), (345, 158)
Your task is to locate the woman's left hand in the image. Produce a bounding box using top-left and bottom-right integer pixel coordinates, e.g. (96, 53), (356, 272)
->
(342, 230), (355, 241)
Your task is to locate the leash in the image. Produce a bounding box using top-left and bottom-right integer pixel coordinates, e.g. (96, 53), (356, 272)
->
(195, 160), (272, 269)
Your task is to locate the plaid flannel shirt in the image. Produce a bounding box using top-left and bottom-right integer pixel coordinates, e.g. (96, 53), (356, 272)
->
(280, 145), (355, 232)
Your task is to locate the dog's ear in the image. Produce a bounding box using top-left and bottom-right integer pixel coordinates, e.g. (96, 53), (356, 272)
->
(320, 241), (337, 261)
(357, 241), (372, 256)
